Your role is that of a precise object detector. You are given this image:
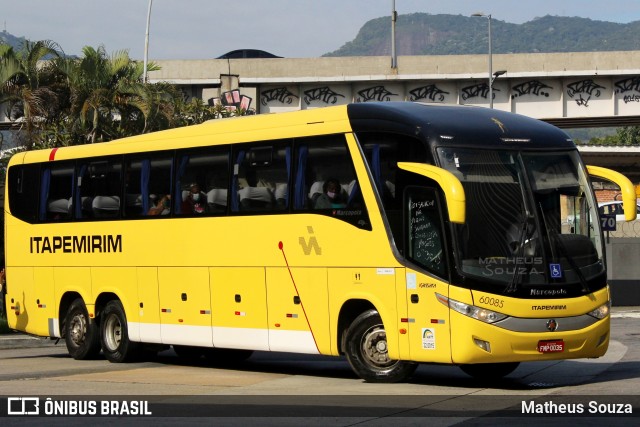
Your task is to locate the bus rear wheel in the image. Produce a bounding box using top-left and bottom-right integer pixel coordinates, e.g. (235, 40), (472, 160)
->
(100, 300), (139, 363)
(459, 362), (520, 379)
(64, 298), (101, 360)
(344, 309), (417, 383)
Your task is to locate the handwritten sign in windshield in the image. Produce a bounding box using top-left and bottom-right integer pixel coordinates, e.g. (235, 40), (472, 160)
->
(408, 191), (444, 276)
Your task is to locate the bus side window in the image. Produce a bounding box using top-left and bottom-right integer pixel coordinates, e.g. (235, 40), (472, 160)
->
(231, 142), (290, 213)
(76, 157), (122, 220)
(40, 163), (75, 221)
(174, 147), (230, 216)
(298, 136), (361, 209)
(124, 155), (173, 218)
(8, 164), (40, 223)
(293, 135), (370, 229)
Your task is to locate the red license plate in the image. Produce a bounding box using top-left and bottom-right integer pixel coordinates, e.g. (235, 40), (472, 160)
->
(537, 340), (564, 353)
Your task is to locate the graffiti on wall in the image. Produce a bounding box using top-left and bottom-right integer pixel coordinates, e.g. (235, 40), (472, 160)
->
(461, 83), (499, 101)
(615, 77), (640, 104)
(408, 84), (449, 102)
(261, 87), (299, 106)
(356, 86), (398, 102)
(566, 79), (606, 107)
(512, 80), (553, 99)
(303, 86), (346, 105)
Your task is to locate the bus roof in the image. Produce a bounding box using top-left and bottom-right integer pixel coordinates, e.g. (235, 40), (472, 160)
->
(347, 102), (575, 150)
(14, 102), (575, 166)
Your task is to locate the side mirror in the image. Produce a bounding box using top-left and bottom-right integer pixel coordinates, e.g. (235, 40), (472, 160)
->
(397, 162), (465, 224)
(587, 165), (637, 221)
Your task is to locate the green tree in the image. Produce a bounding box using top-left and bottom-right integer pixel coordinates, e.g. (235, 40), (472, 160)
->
(616, 126), (640, 146)
(0, 40), (64, 149)
(62, 46), (143, 143)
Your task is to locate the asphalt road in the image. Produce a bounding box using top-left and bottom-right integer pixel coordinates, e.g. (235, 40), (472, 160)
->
(0, 307), (639, 426)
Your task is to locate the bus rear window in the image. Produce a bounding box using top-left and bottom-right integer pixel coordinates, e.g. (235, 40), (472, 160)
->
(8, 164), (40, 223)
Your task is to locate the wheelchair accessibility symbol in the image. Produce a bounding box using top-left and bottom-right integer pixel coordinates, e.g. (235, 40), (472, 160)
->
(550, 263), (562, 279)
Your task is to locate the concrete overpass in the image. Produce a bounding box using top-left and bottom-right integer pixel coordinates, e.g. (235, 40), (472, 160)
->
(150, 51), (640, 127)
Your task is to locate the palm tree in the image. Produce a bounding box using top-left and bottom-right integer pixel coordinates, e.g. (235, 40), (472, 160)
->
(125, 81), (180, 133)
(62, 45), (171, 143)
(0, 40), (63, 149)
(62, 46), (132, 143)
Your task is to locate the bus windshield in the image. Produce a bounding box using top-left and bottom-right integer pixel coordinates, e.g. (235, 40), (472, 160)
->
(437, 148), (604, 293)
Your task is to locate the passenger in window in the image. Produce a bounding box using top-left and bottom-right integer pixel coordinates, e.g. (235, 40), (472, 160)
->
(182, 183), (208, 214)
(314, 178), (347, 209)
(148, 194), (171, 216)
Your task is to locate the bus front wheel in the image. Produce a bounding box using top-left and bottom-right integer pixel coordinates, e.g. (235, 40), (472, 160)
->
(100, 300), (139, 363)
(344, 309), (417, 383)
(64, 298), (101, 360)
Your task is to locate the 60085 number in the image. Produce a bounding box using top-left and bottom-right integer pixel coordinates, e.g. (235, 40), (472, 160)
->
(478, 296), (504, 308)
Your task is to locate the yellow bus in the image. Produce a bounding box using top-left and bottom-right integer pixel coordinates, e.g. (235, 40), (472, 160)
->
(3, 102), (637, 382)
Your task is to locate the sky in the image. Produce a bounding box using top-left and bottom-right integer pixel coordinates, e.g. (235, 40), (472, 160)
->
(3, 1), (640, 60)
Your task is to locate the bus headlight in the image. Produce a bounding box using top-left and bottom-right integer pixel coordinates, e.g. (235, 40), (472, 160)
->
(436, 293), (508, 324)
(587, 301), (610, 320)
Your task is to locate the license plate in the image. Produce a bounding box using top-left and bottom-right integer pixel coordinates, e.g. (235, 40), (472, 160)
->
(537, 340), (564, 353)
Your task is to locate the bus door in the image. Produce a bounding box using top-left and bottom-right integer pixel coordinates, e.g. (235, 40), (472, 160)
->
(404, 187), (452, 363)
(158, 267), (212, 347)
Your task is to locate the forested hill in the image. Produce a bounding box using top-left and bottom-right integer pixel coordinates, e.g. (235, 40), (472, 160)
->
(0, 30), (26, 50)
(324, 13), (640, 57)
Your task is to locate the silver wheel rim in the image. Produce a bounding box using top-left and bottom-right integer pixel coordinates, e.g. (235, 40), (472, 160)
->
(360, 324), (397, 370)
(69, 313), (87, 347)
(104, 313), (122, 351)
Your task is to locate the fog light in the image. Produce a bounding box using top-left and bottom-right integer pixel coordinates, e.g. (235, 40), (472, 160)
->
(596, 333), (608, 348)
(473, 337), (491, 353)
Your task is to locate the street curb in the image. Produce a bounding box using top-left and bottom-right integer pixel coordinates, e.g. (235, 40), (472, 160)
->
(0, 334), (58, 349)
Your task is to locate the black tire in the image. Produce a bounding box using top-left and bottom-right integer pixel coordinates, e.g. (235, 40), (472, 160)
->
(64, 298), (101, 360)
(459, 362), (520, 379)
(203, 348), (253, 365)
(100, 300), (140, 363)
(344, 309), (417, 383)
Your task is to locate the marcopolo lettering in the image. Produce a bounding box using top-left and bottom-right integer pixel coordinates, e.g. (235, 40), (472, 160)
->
(30, 235), (122, 254)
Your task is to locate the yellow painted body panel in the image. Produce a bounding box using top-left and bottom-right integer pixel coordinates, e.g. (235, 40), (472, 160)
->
(472, 287), (610, 318)
(448, 287), (610, 364)
(92, 267), (138, 322)
(210, 267), (268, 329)
(450, 310), (609, 364)
(15, 106), (352, 165)
(135, 267), (161, 342)
(54, 267), (92, 314)
(266, 268), (330, 354)
(404, 271), (453, 363)
(5, 267), (54, 337)
(158, 268), (211, 326)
